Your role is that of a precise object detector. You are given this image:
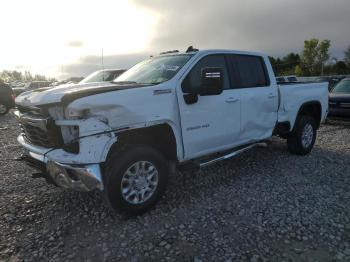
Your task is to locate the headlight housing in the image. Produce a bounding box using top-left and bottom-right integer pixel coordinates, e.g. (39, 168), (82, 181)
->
(47, 106), (81, 153)
(61, 125), (80, 154)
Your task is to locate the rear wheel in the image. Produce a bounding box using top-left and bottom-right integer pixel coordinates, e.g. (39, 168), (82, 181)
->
(287, 115), (317, 155)
(105, 145), (169, 214)
(0, 103), (9, 115)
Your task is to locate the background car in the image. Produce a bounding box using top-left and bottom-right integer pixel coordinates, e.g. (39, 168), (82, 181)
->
(0, 81), (15, 115)
(276, 75), (298, 84)
(79, 69), (126, 84)
(328, 78), (350, 117)
(316, 76), (346, 91)
(285, 75), (298, 82)
(276, 77), (286, 84)
(12, 80), (52, 96)
(27, 81), (52, 89)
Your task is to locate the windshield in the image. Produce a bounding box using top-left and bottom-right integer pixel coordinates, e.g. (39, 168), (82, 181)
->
(80, 70), (120, 84)
(332, 80), (350, 93)
(114, 54), (193, 85)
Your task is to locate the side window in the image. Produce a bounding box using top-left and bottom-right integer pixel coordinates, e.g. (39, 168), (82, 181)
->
(182, 55), (230, 92)
(228, 55), (269, 88)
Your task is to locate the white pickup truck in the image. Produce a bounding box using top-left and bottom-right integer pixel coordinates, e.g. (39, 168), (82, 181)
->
(15, 48), (328, 213)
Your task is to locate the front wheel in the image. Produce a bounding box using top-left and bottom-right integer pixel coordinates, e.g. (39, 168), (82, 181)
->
(105, 145), (169, 214)
(287, 115), (317, 155)
(0, 103), (9, 115)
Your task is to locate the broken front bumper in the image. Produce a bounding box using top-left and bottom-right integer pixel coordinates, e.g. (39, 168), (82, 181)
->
(18, 135), (104, 192)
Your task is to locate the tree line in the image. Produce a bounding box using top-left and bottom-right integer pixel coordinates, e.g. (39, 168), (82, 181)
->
(270, 39), (350, 77)
(0, 70), (56, 83)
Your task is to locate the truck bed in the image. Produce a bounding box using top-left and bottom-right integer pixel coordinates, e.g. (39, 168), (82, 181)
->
(277, 82), (329, 129)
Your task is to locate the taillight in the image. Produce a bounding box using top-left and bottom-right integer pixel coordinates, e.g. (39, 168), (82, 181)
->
(11, 94), (16, 101)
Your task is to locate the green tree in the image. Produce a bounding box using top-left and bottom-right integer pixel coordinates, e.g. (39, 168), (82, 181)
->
(301, 39), (319, 76)
(294, 65), (303, 76)
(317, 40), (330, 75)
(269, 53), (300, 76)
(0, 70), (55, 83)
(34, 74), (47, 81)
(24, 71), (33, 81)
(345, 45), (350, 67)
(301, 39), (331, 76)
(333, 61), (348, 75)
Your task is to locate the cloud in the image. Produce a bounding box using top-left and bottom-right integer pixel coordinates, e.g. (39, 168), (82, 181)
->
(61, 53), (149, 78)
(67, 41), (84, 48)
(132, 0), (350, 57)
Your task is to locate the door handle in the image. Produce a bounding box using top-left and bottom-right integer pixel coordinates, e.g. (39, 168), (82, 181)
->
(268, 94), (276, 98)
(225, 97), (239, 103)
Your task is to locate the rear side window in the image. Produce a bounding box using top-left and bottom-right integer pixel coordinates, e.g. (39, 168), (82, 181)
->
(228, 55), (269, 88)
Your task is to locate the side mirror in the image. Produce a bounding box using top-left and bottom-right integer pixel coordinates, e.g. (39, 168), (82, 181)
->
(199, 67), (224, 96)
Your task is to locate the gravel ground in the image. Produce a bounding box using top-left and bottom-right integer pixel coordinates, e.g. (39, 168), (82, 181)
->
(0, 113), (349, 262)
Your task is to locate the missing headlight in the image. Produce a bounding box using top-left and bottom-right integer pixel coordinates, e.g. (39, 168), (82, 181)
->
(61, 125), (80, 154)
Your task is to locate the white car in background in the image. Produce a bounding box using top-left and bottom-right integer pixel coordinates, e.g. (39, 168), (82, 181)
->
(79, 69), (126, 84)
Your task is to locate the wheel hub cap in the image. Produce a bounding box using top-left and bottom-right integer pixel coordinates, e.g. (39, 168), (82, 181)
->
(0, 104), (7, 114)
(121, 161), (159, 204)
(301, 123), (313, 149)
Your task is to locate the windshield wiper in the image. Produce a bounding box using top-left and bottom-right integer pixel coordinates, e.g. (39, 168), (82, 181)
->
(112, 81), (138, 84)
(135, 81), (163, 85)
(112, 80), (163, 85)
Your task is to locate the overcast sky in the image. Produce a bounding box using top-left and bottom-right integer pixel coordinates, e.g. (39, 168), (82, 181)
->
(0, 0), (349, 79)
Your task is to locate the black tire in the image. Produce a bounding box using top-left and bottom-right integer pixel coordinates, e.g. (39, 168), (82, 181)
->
(287, 115), (317, 155)
(0, 103), (9, 115)
(105, 145), (168, 214)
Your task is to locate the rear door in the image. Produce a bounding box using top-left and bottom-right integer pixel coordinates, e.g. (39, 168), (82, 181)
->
(227, 55), (278, 142)
(177, 54), (242, 160)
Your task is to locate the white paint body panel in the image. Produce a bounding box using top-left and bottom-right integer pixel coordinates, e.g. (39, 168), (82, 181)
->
(15, 49), (328, 166)
(277, 82), (329, 128)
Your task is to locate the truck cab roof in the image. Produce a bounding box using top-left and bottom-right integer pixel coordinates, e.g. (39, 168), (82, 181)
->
(158, 49), (266, 58)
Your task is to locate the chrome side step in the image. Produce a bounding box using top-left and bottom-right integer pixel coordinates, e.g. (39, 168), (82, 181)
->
(199, 142), (267, 168)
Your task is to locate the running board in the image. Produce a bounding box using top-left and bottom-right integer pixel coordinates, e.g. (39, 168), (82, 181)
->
(199, 142), (267, 168)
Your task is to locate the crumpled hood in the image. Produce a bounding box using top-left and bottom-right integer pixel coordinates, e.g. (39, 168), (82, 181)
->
(15, 82), (113, 107)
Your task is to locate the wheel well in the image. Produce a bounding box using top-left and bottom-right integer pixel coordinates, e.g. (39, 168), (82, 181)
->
(109, 124), (178, 161)
(297, 102), (322, 128)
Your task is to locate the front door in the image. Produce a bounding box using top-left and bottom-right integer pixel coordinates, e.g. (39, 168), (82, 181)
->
(177, 54), (242, 160)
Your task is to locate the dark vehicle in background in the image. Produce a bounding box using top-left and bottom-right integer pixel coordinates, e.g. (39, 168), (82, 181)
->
(317, 76), (346, 91)
(0, 82), (15, 115)
(12, 81), (52, 96)
(276, 77), (286, 84)
(276, 75), (298, 84)
(286, 76), (298, 82)
(79, 69), (126, 84)
(328, 78), (350, 117)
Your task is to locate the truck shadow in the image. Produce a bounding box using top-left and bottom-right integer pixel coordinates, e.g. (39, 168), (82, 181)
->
(55, 136), (350, 219)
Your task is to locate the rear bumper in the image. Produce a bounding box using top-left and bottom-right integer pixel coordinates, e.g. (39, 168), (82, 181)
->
(19, 135), (104, 192)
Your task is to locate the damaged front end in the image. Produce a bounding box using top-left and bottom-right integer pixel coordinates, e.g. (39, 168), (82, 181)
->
(15, 104), (117, 191)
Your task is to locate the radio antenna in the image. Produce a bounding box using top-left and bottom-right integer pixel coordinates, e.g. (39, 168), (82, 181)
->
(101, 48), (105, 80)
